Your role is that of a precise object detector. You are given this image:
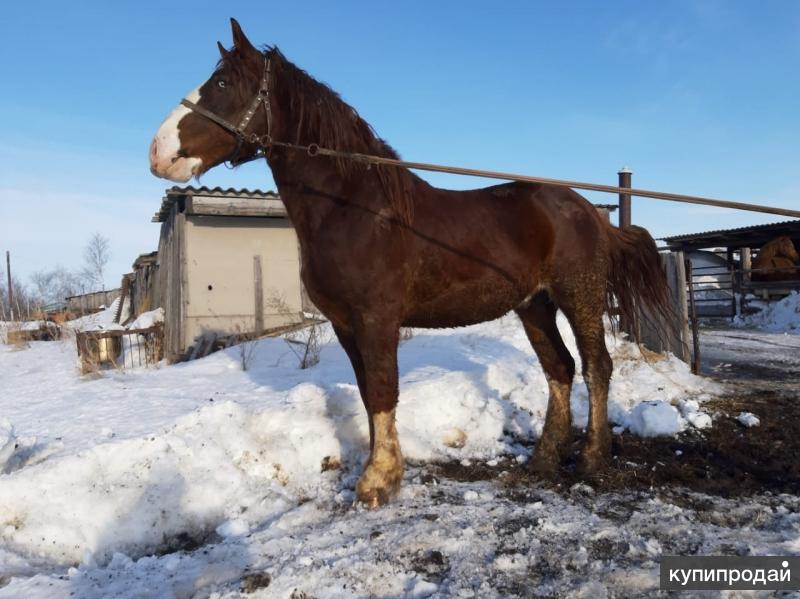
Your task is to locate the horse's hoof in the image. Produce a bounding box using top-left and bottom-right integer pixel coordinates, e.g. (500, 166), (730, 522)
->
(356, 487), (390, 509)
(529, 452), (560, 479)
(356, 479), (400, 508)
(576, 452), (609, 478)
(356, 463), (403, 509)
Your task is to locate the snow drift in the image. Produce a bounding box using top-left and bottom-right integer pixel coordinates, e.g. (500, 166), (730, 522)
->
(736, 291), (800, 334)
(0, 314), (716, 573)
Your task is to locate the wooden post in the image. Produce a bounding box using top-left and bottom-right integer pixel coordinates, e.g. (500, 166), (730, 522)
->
(685, 258), (701, 374)
(667, 251), (691, 362)
(115, 276), (130, 324)
(253, 255), (264, 334)
(727, 247), (737, 319)
(741, 247), (751, 285)
(618, 167), (632, 228)
(617, 167), (633, 338)
(5, 250), (14, 321)
(740, 247), (751, 313)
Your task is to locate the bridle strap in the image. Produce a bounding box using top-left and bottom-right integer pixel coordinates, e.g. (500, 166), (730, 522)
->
(236, 55), (272, 138)
(180, 98), (239, 133)
(179, 53), (273, 166)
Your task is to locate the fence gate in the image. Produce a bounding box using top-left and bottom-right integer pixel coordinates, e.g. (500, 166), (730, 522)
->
(687, 264), (737, 319)
(76, 324), (164, 374)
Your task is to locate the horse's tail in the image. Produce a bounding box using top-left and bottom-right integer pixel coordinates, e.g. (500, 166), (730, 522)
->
(605, 223), (674, 344)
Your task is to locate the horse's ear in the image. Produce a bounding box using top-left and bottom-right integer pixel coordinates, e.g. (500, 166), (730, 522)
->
(230, 18), (256, 54)
(217, 41), (229, 59)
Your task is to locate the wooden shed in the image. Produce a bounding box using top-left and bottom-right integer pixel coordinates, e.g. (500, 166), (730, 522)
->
(152, 186), (304, 362)
(663, 219), (800, 317)
(128, 251), (160, 317)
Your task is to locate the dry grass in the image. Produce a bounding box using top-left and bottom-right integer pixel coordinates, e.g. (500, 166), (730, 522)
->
(266, 294), (329, 370)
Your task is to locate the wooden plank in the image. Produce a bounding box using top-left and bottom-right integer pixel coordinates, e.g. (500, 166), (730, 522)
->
(177, 208), (187, 358)
(114, 276), (130, 324)
(637, 252), (690, 362)
(669, 251), (691, 362)
(253, 255), (264, 333)
(79, 324), (163, 338)
(190, 204), (287, 218)
(188, 196), (286, 218)
(685, 258), (701, 374)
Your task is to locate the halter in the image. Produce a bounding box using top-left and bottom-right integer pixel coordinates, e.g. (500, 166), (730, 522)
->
(180, 52), (273, 167)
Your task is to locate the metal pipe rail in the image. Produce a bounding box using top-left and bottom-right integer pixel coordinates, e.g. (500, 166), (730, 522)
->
(298, 143), (800, 219)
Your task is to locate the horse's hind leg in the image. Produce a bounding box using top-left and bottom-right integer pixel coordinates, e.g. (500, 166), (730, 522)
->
(559, 291), (613, 474)
(516, 292), (576, 475)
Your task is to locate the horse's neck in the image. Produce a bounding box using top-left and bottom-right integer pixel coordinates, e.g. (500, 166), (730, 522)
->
(759, 242), (778, 259)
(264, 78), (411, 236)
(266, 149), (373, 239)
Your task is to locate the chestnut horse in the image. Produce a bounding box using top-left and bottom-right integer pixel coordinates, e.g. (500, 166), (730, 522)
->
(150, 19), (672, 507)
(752, 236), (799, 282)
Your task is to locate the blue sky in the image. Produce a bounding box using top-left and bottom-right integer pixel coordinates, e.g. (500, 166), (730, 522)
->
(1, 1), (799, 286)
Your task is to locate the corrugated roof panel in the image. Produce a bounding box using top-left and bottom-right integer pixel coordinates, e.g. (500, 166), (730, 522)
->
(153, 186), (282, 222)
(662, 219), (800, 242)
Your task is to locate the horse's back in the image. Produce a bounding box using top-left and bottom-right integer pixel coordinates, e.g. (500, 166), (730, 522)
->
(402, 181), (608, 327)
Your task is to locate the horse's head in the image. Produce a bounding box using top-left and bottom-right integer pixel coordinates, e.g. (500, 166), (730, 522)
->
(779, 236), (800, 263)
(149, 19), (269, 182)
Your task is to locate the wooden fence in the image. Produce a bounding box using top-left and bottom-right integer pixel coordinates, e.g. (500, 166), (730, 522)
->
(631, 251), (692, 364)
(66, 289), (121, 315)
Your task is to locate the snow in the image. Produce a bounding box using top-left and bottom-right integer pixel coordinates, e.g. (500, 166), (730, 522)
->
(127, 307), (164, 330)
(0, 313), (728, 596)
(0, 420), (16, 473)
(735, 291), (800, 334)
(626, 401), (683, 437)
(737, 412), (761, 428)
(65, 299), (122, 331)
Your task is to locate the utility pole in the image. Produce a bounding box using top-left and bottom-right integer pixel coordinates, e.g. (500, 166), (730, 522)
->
(5, 250), (14, 321)
(618, 166), (632, 228)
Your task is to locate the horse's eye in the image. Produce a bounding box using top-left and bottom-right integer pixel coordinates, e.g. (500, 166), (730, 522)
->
(218, 80), (226, 89)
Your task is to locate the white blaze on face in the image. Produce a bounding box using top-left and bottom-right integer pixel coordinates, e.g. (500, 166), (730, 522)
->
(149, 87), (204, 182)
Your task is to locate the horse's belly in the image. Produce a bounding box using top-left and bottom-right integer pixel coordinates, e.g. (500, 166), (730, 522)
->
(403, 278), (527, 328)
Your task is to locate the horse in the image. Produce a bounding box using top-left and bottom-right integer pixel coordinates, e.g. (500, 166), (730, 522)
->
(752, 236), (799, 282)
(149, 19), (672, 507)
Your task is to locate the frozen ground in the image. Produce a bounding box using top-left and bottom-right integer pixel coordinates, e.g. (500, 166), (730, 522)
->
(0, 312), (798, 598)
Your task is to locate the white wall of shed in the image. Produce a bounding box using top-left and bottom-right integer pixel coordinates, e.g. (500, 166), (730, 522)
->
(182, 216), (303, 350)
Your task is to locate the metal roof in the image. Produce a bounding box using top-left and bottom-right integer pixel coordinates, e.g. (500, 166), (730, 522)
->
(662, 219), (800, 250)
(153, 186), (283, 222)
(166, 185), (279, 199)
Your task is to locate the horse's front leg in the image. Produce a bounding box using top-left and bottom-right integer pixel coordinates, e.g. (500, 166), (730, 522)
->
(357, 406), (403, 508)
(347, 318), (404, 508)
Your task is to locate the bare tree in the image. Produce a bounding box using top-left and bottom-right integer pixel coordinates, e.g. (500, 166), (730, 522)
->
(82, 233), (111, 292)
(0, 276), (38, 321)
(266, 293), (329, 369)
(30, 267), (84, 307)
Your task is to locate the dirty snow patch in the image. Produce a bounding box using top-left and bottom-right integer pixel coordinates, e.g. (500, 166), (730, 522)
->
(737, 412), (761, 428)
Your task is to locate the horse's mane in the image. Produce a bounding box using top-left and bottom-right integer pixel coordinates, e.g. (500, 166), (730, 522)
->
(270, 48), (415, 224)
